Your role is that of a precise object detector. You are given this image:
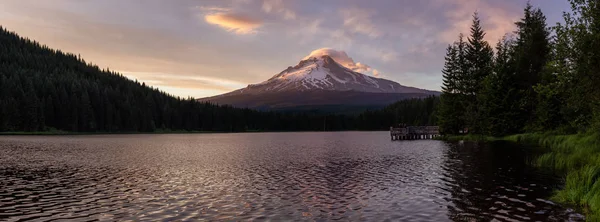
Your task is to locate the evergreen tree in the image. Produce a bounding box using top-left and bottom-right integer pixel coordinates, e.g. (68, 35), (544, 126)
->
(464, 12), (494, 133)
(513, 3), (551, 130)
(439, 41), (464, 134)
(455, 34), (469, 95)
(479, 36), (520, 136)
(441, 44), (459, 93)
(437, 2), (600, 135)
(555, 0), (600, 131)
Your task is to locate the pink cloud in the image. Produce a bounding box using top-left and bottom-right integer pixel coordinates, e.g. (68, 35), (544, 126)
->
(204, 13), (263, 34)
(372, 69), (381, 77)
(303, 48), (382, 76)
(438, 0), (521, 43)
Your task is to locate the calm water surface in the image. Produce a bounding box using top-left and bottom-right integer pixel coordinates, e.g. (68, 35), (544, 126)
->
(0, 132), (584, 221)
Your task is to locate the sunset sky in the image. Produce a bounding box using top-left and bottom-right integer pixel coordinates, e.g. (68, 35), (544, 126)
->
(1, 0), (570, 98)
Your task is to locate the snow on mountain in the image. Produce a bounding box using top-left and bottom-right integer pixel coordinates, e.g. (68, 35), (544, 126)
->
(199, 49), (439, 110)
(224, 54), (432, 95)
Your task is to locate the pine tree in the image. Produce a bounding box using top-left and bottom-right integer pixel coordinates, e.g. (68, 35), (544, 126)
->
(513, 3), (551, 130)
(455, 34), (469, 95)
(439, 41), (464, 134)
(464, 12), (494, 133)
(441, 45), (459, 93)
(479, 36), (520, 136)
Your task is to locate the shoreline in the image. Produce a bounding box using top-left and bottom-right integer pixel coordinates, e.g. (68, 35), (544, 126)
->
(0, 130), (223, 136)
(441, 133), (600, 219)
(0, 130), (389, 136)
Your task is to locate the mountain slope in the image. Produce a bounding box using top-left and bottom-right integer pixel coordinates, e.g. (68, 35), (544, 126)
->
(200, 53), (439, 110)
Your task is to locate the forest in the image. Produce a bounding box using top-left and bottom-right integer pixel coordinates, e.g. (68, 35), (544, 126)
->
(438, 1), (600, 136)
(0, 26), (438, 133)
(437, 1), (600, 218)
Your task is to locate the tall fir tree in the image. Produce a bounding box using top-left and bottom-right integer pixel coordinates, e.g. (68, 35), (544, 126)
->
(441, 44), (459, 93)
(479, 36), (520, 136)
(464, 12), (494, 133)
(455, 34), (469, 96)
(513, 3), (551, 131)
(439, 39), (467, 134)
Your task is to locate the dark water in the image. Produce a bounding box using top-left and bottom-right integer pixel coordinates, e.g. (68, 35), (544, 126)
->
(0, 132), (584, 221)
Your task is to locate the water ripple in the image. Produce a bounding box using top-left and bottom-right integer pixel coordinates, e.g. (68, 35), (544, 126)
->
(0, 133), (585, 221)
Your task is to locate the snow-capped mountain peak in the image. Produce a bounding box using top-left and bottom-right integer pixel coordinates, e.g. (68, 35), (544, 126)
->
(199, 49), (440, 109)
(242, 54), (425, 94)
(270, 56), (330, 82)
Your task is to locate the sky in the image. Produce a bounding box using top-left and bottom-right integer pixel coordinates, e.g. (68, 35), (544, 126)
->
(0, 0), (571, 98)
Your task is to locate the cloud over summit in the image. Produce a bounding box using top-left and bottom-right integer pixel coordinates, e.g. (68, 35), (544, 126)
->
(304, 48), (381, 76)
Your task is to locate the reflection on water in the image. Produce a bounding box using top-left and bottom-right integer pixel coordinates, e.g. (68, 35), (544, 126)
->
(0, 132), (584, 221)
(443, 141), (582, 221)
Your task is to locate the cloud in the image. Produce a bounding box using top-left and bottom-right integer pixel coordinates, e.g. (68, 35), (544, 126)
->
(303, 48), (381, 76)
(340, 8), (381, 38)
(353, 62), (371, 73)
(121, 71), (247, 92)
(372, 69), (381, 77)
(196, 6), (231, 13)
(438, 0), (521, 44)
(262, 0), (296, 20)
(204, 13), (263, 34)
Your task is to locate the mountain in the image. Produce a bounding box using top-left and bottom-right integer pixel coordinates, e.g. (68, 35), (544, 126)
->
(199, 53), (439, 111)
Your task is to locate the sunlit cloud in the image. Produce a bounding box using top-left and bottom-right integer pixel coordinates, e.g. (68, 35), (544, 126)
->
(438, 0), (520, 43)
(204, 13), (263, 34)
(373, 69), (381, 77)
(303, 48), (381, 76)
(196, 6), (231, 13)
(122, 71), (248, 95)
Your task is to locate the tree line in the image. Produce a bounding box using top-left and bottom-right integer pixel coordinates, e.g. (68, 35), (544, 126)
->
(438, 0), (600, 136)
(0, 26), (438, 133)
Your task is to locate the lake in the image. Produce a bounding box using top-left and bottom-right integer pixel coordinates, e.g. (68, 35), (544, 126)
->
(0, 132), (584, 221)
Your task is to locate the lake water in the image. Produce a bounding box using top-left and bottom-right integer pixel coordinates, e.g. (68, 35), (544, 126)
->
(0, 132), (584, 221)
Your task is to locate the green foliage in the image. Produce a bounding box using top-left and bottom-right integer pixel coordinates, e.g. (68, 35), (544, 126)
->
(438, 13), (494, 134)
(356, 96), (440, 130)
(548, 0), (600, 132)
(439, 39), (466, 134)
(438, 4), (558, 136)
(503, 133), (600, 219)
(478, 36), (521, 136)
(464, 13), (495, 98)
(437, 134), (499, 142)
(513, 3), (552, 130)
(438, 3), (600, 218)
(438, 93), (464, 134)
(464, 13), (495, 134)
(441, 44), (459, 93)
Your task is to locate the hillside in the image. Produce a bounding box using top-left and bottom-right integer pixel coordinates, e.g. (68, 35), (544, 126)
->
(0, 26), (305, 132)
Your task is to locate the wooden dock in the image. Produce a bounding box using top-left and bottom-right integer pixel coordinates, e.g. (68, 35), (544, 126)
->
(390, 126), (440, 140)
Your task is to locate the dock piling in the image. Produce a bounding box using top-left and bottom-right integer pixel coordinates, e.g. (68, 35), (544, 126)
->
(390, 126), (440, 141)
